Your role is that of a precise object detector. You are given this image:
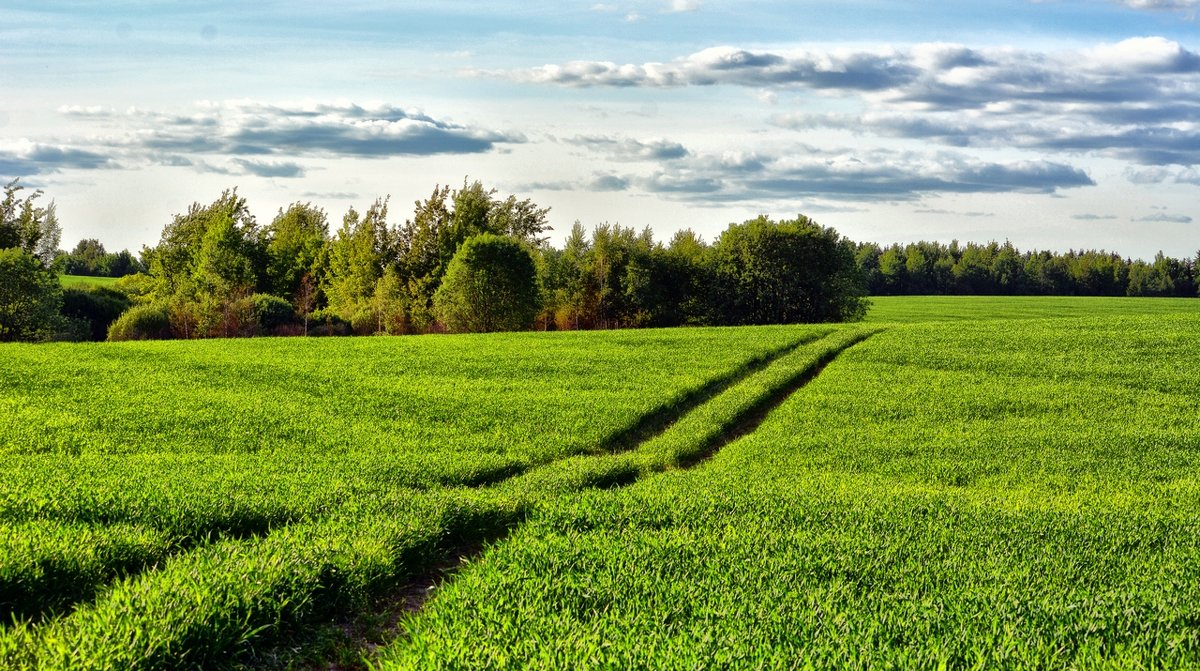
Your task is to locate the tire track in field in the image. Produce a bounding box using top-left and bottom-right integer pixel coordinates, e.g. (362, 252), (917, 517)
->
(593, 330), (832, 455)
(0, 333), (825, 633)
(3, 331), (869, 669)
(674, 327), (879, 470)
(313, 329), (882, 671)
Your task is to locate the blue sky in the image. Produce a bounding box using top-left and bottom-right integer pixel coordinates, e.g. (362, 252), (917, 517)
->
(3, 0), (1200, 259)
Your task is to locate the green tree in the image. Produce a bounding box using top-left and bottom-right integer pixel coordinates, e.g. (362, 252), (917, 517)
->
(325, 199), (390, 318)
(709, 215), (867, 324)
(264, 202), (329, 301)
(434, 233), (541, 333)
(1, 180), (60, 265)
(0, 247), (63, 342)
(64, 239), (111, 276)
(147, 189), (262, 301)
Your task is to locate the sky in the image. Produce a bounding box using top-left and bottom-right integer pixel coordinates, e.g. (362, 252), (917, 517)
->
(3, 1), (1200, 260)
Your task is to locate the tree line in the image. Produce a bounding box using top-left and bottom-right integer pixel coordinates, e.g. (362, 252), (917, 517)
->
(0, 178), (868, 342)
(855, 240), (1198, 298)
(3, 176), (1197, 344)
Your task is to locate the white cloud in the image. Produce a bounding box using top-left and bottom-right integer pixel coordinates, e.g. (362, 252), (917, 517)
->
(3, 100), (524, 179)
(667, 0), (700, 11)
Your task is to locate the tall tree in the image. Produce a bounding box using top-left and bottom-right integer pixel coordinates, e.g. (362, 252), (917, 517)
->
(324, 198), (389, 318)
(265, 202), (329, 300)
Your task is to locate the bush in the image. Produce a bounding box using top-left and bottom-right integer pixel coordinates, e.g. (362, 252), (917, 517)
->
(61, 287), (133, 341)
(113, 273), (157, 304)
(249, 293), (297, 332)
(108, 304), (173, 341)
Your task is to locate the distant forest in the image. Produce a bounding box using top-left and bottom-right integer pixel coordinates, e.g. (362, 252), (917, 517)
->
(855, 240), (1197, 298)
(1, 178), (1197, 343)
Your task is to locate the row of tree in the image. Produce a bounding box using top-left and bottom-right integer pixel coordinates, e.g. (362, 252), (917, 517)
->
(99, 180), (866, 340)
(4, 175), (1198, 344)
(856, 240), (1199, 298)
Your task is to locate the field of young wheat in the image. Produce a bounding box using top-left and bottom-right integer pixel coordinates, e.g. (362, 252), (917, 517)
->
(1, 297), (1196, 669)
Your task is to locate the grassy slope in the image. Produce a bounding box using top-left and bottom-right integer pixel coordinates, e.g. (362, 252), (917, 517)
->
(380, 309), (1200, 669)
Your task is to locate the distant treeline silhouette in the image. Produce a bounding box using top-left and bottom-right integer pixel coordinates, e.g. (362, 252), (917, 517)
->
(855, 240), (1198, 298)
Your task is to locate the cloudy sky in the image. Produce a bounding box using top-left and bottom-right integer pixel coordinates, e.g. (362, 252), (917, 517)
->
(3, 1), (1200, 259)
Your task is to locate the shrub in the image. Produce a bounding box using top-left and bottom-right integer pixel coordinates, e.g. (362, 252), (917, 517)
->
(108, 304), (173, 341)
(249, 293), (297, 332)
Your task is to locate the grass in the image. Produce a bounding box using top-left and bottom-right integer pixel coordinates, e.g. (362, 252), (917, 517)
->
(0, 324), (844, 667)
(864, 294), (1198, 323)
(378, 312), (1200, 669)
(59, 275), (120, 289)
(4, 296), (1200, 668)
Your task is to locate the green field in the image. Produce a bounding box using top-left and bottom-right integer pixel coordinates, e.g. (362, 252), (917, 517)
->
(1, 296), (1198, 668)
(864, 294), (1200, 322)
(58, 275), (120, 289)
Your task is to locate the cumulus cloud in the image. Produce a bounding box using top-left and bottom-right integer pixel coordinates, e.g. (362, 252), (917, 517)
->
(499, 46), (917, 90)
(11, 100), (523, 178)
(525, 144), (1093, 204)
(0, 139), (117, 177)
(568, 135), (689, 161)
(231, 158), (306, 178)
(506, 38), (1200, 166)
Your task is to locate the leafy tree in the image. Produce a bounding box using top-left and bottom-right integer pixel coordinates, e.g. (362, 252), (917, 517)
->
(325, 199), (389, 318)
(264, 202), (329, 300)
(709, 215), (867, 324)
(147, 189), (262, 301)
(434, 233), (541, 333)
(0, 247), (63, 342)
(1, 180), (60, 265)
(64, 239), (111, 276)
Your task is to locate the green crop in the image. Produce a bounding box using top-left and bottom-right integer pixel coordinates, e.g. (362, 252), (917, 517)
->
(379, 312), (1200, 670)
(4, 299), (1199, 669)
(0, 324), (834, 667)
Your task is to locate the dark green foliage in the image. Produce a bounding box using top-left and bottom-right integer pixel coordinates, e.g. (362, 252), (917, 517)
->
(60, 239), (143, 278)
(0, 247), (63, 342)
(61, 286), (133, 341)
(107, 304), (172, 341)
(307, 308), (351, 336)
(249, 293), (297, 333)
(858, 240), (1199, 297)
(709, 215), (868, 324)
(435, 234), (540, 333)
